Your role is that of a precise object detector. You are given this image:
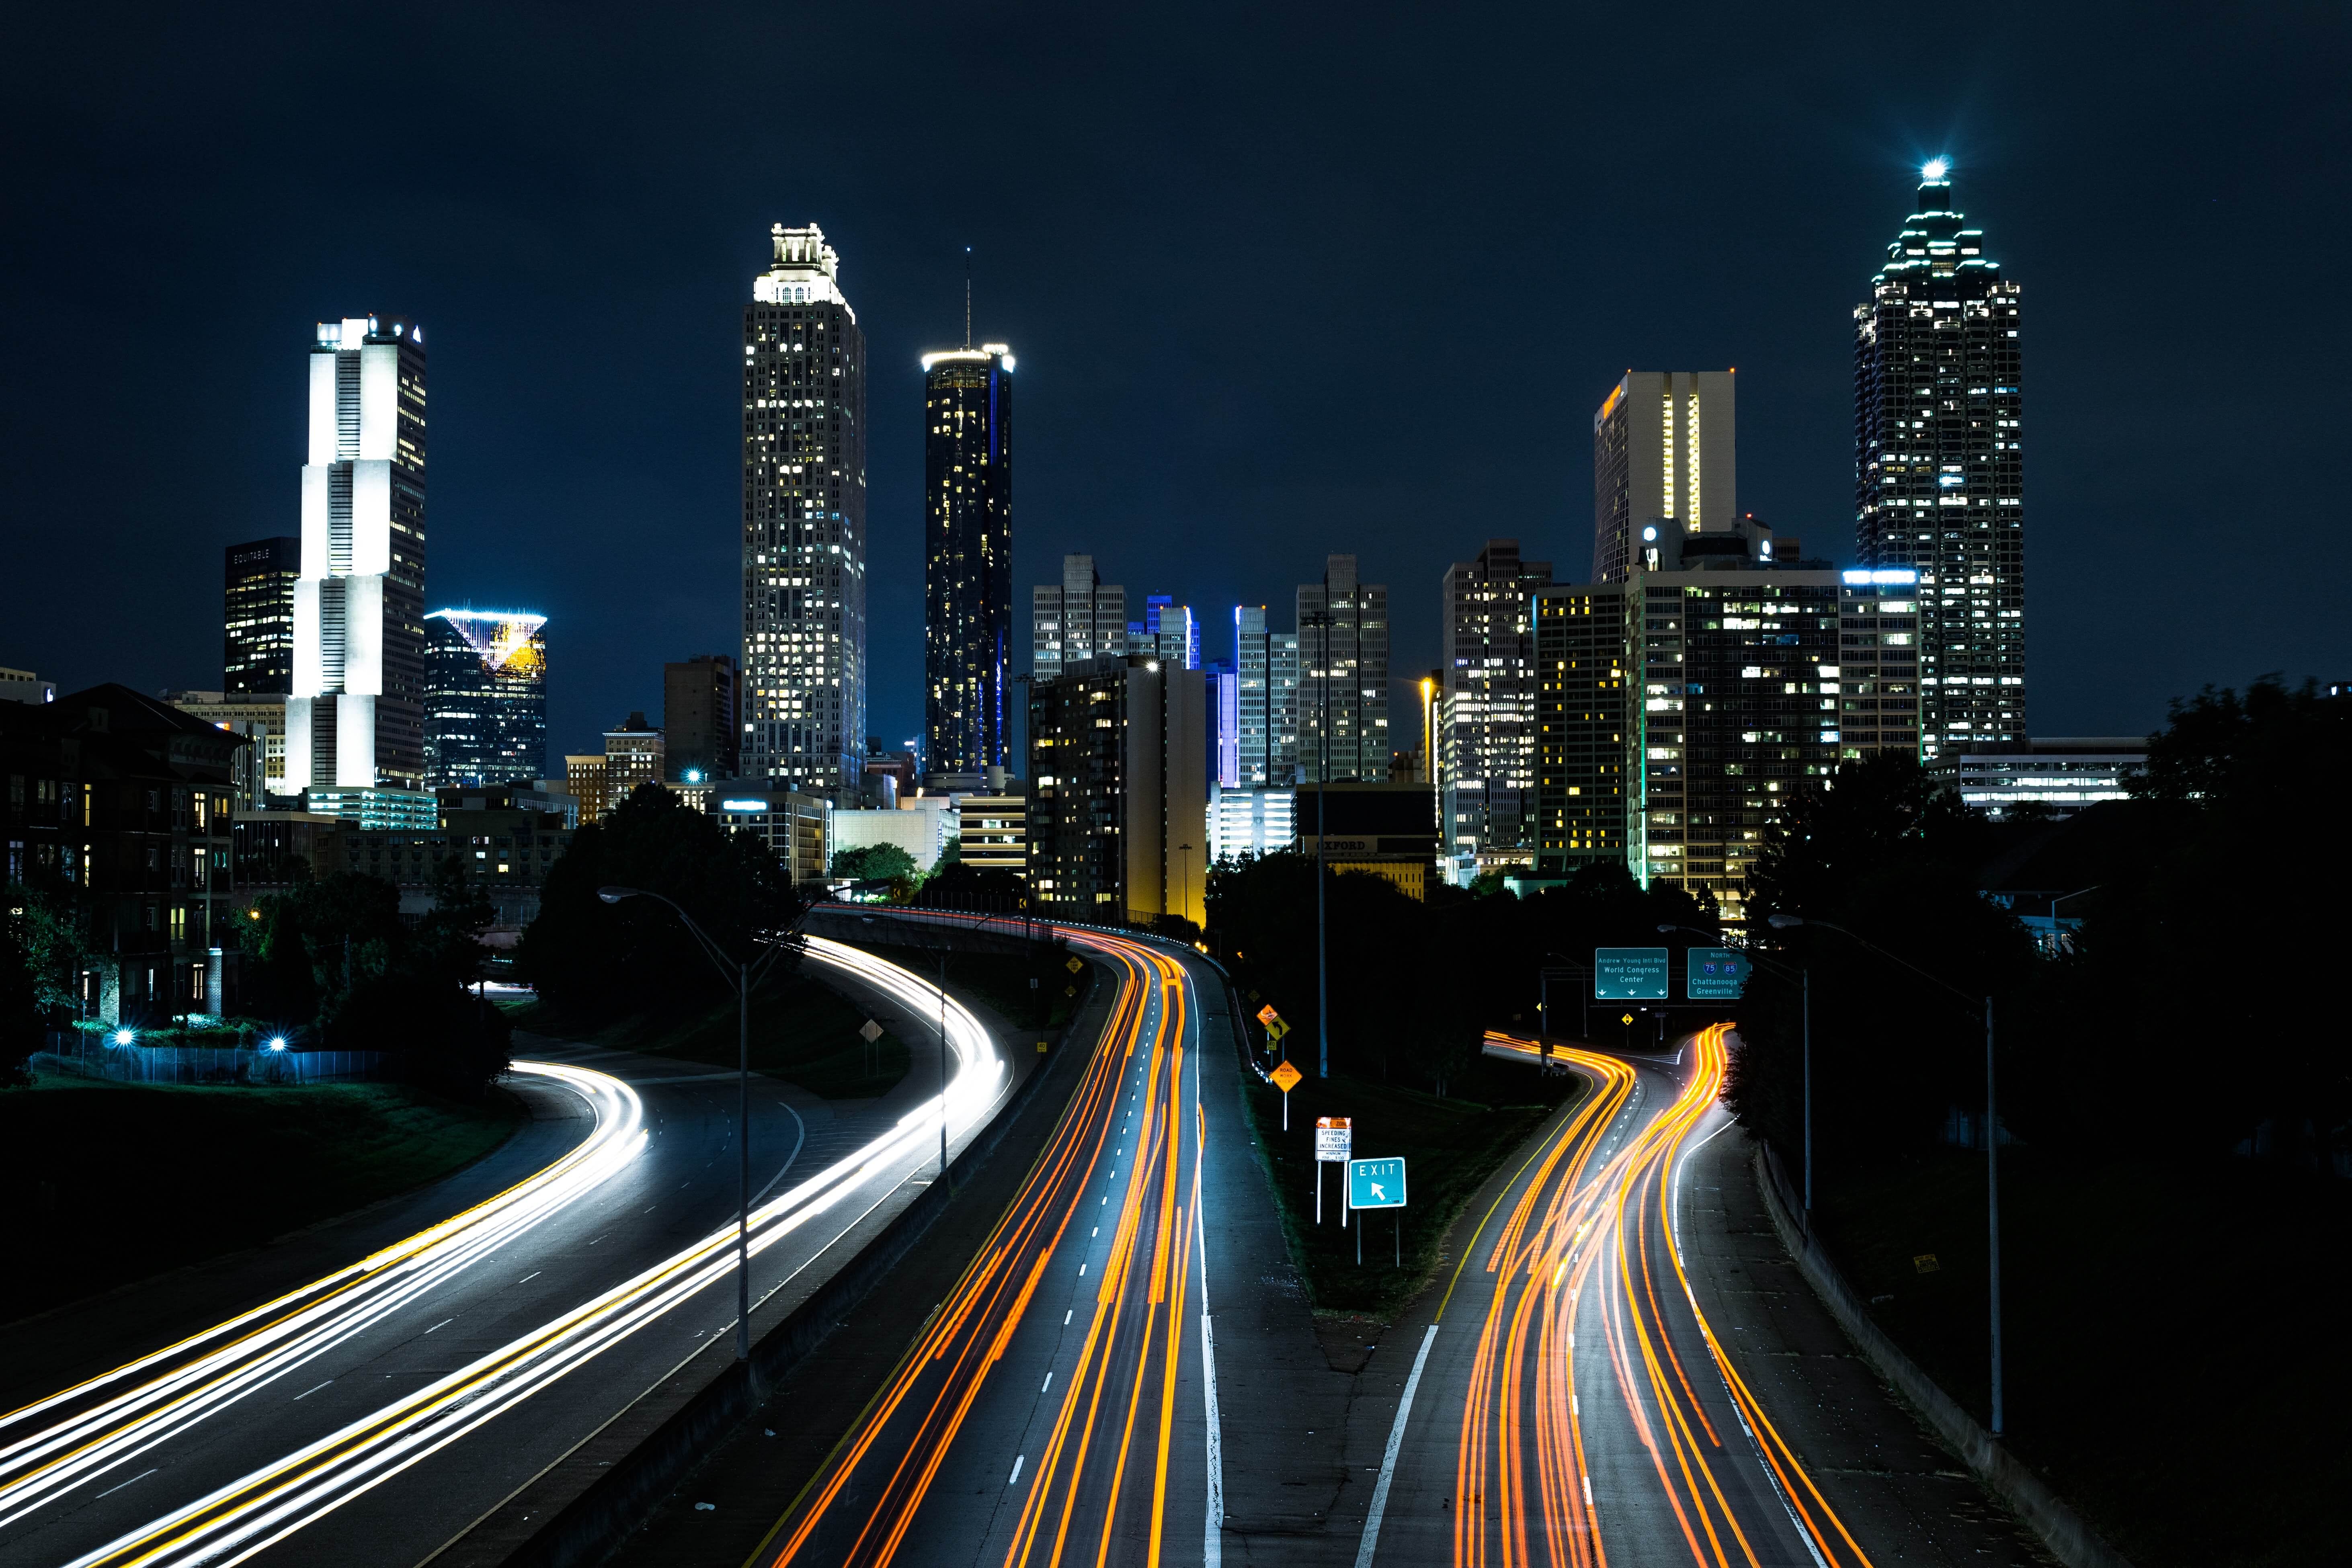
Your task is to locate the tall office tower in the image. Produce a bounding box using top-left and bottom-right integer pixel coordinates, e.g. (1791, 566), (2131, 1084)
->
(284, 315), (429, 803)
(1025, 654), (1207, 928)
(1439, 539), (1552, 873)
(1531, 584), (1630, 875)
(224, 537), (301, 694)
(1032, 554), (1127, 677)
(1296, 554), (1389, 783)
(1208, 659), (1240, 789)
(1233, 606), (1300, 787)
(1136, 596), (1199, 669)
(742, 223), (868, 793)
(422, 610), (548, 789)
(922, 340), (1014, 775)
(1854, 163), (2025, 761)
(664, 654), (738, 781)
(1592, 371), (1736, 584)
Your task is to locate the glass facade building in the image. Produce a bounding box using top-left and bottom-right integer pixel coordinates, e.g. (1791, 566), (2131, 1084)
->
(1440, 539), (1552, 872)
(284, 315), (429, 797)
(1854, 167), (2025, 762)
(1234, 606), (1299, 788)
(224, 537), (300, 695)
(422, 610), (548, 789)
(922, 343), (1014, 775)
(742, 223), (867, 794)
(1296, 554), (1388, 783)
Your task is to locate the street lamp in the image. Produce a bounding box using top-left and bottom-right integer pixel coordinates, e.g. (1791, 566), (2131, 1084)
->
(1769, 911), (2007, 1437)
(1300, 606), (1335, 1079)
(598, 885), (787, 1361)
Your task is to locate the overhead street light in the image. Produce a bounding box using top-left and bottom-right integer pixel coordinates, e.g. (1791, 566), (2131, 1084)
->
(1769, 911), (2008, 1437)
(598, 884), (791, 1361)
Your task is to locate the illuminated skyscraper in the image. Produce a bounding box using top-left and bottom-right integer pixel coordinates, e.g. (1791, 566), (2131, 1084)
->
(1854, 163), (2025, 760)
(1439, 539), (1551, 872)
(742, 223), (867, 793)
(224, 537), (300, 694)
(1233, 606), (1299, 787)
(283, 315), (428, 800)
(1296, 555), (1388, 783)
(1032, 553), (1125, 678)
(1591, 371), (1736, 584)
(422, 610), (548, 789)
(922, 340), (1014, 775)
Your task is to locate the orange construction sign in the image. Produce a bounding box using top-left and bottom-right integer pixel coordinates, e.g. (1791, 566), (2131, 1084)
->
(1269, 1060), (1303, 1093)
(1257, 1004), (1281, 1026)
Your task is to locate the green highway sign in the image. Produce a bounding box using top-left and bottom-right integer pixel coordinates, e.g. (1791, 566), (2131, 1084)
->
(1347, 1158), (1407, 1210)
(1687, 949), (1752, 1000)
(1594, 947), (1670, 1000)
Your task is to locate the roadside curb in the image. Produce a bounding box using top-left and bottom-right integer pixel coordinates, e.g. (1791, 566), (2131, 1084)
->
(1750, 1140), (2137, 1568)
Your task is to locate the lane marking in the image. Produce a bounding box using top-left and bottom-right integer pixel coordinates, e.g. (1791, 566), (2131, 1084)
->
(423, 1319), (453, 1335)
(1351, 1323), (1439, 1567)
(1042, 1373), (1053, 1394)
(1064, 1310), (1073, 1325)
(290, 1382), (331, 1402)
(518, 1272), (540, 1284)
(1009, 1454), (1025, 1486)
(94, 1469), (157, 1499)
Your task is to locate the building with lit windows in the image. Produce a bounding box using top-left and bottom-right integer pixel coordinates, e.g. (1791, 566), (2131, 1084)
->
(664, 654), (738, 783)
(1297, 555), (1388, 783)
(1854, 163), (2025, 762)
(162, 691), (287, 811)
(224, 537), (300, 695)
(1211, 786), (1294, 862)
(1233, 606), (1299, 787)
(1134, 596), (1199, 669)
(1531, 584), (1629, 875)
(1440, 539), (1552, 875)
(712, 786), (830, 884)
(922, 341), (1014, 776)
(422, 610), (547, 789)
(957, 789), (1029, 877)
(283, 315), (430, 821)
(1025, 654), (1207, 929)
(1593, 371), (1736, 585)
(1956, 738), (2143, 820)
(742, 223), (867, 793)
(1032, 554), (1126, 678)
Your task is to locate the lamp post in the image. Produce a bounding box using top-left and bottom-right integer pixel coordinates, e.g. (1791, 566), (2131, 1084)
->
(1301, 606), (1335, 1079)
(598, 885), (786, 1362)
(1769, 912), (2005, 1438)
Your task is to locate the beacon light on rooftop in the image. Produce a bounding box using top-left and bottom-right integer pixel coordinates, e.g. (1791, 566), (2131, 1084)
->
(1922, 158), (1949, 181)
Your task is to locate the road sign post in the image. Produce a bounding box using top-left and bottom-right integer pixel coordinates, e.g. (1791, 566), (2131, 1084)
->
(1269, 1056), (1302, 1130)
(1314, 1116), (1351, 1224)
(1346, 1157), (1407, 1265)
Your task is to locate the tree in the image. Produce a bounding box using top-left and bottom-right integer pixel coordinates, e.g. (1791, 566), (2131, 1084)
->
(521, 782), (798, 1018)
(914, 859), (1027, 911)
(0, 907), (44, 1085)
(832, 843), (916, 881)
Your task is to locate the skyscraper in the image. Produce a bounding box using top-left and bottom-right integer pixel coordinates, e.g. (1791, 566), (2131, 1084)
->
(1854, 163), (2025, 761)
(1032, 554), (1126, 678)
(1025, 654), (1206, 928)
(422, 609), (548, 789)
(663, 654), (738, 782)
(1296, 555), (1388, 783)
(1135, 596), (1199, 669)
(224, 537), (300, 694)
(1592, 371), (1737, 584)
(923, 341), (1014, 775)
(1439, 539), (1552, 873)
(284, 315), (428, 803)
(1233, 606), (1299, 787)
(742, 223), (867, 793)
(1531, 584), (1630, 875)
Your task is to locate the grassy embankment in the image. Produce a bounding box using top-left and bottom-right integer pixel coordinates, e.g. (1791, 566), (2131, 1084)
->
(0, 1077), (521, 1323)
(1816, 1148), (2352, 1568)
(1236, 1046), (1577, 1318)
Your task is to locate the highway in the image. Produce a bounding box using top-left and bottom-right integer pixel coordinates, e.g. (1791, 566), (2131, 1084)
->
(1364, 1025), (1878, 1568)
(746, 916), (1220, 1568)
(0, 935), (1013, 1568)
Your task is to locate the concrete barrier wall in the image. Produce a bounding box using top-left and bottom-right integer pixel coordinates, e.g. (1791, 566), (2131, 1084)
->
(1750, 1139), (2138, 1568)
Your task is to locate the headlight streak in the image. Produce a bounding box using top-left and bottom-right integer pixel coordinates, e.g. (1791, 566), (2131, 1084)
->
(33, 939), (1002, 1568)
(0, 1063), (647, 1532)
(750, 915), (1208, 1568)
(1453, 1027), (1876, 1568)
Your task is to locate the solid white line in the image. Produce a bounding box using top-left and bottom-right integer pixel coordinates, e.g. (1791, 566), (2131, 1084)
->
(290, 1382), (331, 1402)
(1352, 1324), (1438, 1567)
(95, 1469), (157, 1499)
(518, 1272), (540, 1283)
(422, 1320), (453, 1335)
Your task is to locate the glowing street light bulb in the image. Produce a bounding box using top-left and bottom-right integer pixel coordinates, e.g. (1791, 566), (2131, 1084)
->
(269, 1036), (288, 1052)
(1922, 158), (1949, 181)
(113, 1029), (135, 1045)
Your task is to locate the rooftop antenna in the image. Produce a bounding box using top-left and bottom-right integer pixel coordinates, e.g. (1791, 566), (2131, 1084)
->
(964, 245), (973, 350)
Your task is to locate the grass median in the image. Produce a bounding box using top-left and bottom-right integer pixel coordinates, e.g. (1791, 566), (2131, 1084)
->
(1237, 1051), (1577, 1317)
(0, 1076), (523, 1324)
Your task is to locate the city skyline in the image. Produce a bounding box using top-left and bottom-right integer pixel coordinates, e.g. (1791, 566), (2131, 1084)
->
(7, 9), (2341, 767)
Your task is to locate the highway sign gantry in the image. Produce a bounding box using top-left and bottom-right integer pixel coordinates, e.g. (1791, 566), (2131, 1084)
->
(1594, 947), (1670, 1000)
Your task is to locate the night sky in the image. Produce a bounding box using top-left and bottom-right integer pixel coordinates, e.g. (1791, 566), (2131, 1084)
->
(7, 4), (2346, 762)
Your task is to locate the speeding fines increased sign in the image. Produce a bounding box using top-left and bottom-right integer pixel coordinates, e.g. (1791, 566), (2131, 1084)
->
(1593, 947), (1669, 1000)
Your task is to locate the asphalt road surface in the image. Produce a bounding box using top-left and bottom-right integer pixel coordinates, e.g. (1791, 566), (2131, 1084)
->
(744, 915), (1226, 1568)
(0, 935), (1011, 1568)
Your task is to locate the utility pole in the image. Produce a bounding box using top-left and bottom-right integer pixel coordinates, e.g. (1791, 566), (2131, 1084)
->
(1303, 606), (1334, 1080)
